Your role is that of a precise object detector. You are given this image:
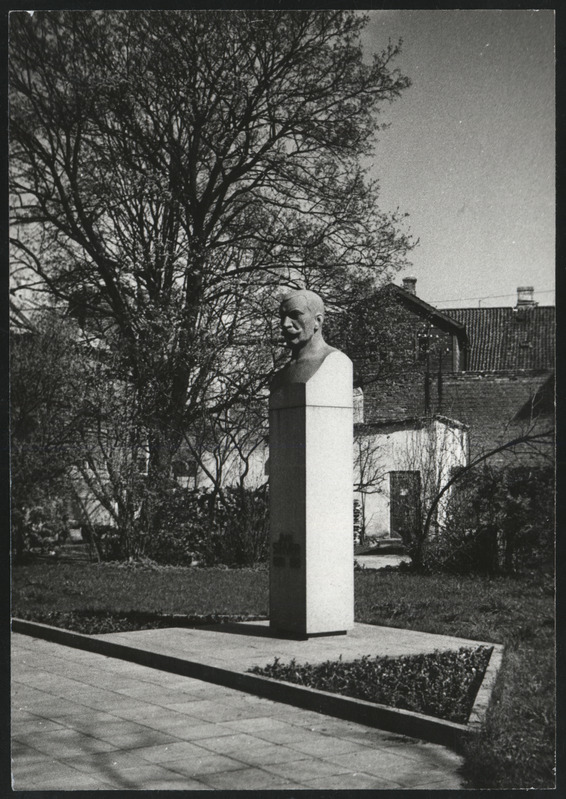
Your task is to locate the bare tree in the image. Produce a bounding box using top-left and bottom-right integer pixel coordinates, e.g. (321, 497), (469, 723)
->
(353, 432), (387, 543)
(10, 10), (413, 450)
(10, 311), (87, 559)
(10, 10), (414, 540)
(72, 343), (152, 560)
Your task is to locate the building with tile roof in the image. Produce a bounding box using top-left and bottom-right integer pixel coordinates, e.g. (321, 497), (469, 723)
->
(444, 294), (554, 373)
(351, 280), (554, 465)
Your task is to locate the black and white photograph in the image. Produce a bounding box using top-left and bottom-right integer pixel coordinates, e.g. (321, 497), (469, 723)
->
(9, 8), (555, 791)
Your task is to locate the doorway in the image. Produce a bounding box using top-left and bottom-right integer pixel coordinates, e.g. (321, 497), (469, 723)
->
(389, 471), (421, 542)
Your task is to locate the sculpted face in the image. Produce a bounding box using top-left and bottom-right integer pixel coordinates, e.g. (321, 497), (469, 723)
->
(280, 295), (322, 351)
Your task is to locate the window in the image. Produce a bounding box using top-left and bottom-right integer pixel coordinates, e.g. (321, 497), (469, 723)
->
(353, 387), (364, 423)
(172, 459), (197, 478)
(417, 335), (429, 362)
(389, 471), (421, 542)
(136, 456), (148, 475)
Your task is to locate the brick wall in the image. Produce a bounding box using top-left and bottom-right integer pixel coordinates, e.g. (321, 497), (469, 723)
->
(347, 295), (463, 390)
(441, 372), (553, 464)
(363, 372), (430, 422)
(362, 369), (553, 466)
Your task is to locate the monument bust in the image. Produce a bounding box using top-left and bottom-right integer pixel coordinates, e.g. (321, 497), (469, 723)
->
(270, 289), (338, 390)
(268, 287), (354, 636)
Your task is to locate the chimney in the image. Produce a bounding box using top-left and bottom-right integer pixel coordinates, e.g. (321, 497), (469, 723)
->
(402, 276), (417, 296)
(516, 286), (537, 307)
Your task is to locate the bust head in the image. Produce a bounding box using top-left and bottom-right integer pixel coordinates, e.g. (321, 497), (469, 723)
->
(279, 289), (325, 355)
(271, 289), (337, 389)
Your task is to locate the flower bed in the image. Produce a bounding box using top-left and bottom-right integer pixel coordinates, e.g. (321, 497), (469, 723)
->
(249, 646), (493, 724)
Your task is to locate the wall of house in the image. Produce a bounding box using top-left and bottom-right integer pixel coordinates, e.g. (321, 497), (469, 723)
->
(195, 445), (269, 491)
(350, 296), (463, 392)
(360, 369), (552, 464)
(441, 372), (553, 465)
(354, 421), (468, 539)
(69, 482), (115, 529)
(353, 288), (554, 469)
(363, 373), (430, 422)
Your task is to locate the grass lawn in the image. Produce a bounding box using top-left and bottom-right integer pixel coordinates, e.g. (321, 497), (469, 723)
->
(12, 560), (554, 789)
(12, 561), (269, 617)
(355, 570), (555, 790)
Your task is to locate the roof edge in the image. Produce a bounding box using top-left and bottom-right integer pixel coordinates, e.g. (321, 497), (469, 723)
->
(355, 414), (469, 432)
(383, 284), (468, 338)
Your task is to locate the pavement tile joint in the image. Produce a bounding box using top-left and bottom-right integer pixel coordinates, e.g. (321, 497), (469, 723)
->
(12, 620), (503, 790)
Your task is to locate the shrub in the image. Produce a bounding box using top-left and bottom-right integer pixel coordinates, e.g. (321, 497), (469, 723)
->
(12, 494), (70, 563)
(145, 486), (212, 566)
(426, 466), (554, 574)
(145, 484), (269, 567)
(196, 485), (269, 567)
(81, 524), (123, 562)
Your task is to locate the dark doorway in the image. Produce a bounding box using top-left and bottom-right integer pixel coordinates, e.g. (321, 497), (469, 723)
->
(389, 471), (421, 542)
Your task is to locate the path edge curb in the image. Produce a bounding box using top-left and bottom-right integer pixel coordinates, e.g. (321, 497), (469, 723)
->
(11, 618), (502, 752)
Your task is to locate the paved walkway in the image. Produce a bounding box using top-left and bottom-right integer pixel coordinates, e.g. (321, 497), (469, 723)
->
(12, 633), (466, 790)
(355, 553), (412, 569)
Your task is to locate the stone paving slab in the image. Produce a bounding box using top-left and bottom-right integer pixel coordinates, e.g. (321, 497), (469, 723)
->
(12, 632), (467, 791)
(13, 617), (501, 749)
(94, 620), (499, 747)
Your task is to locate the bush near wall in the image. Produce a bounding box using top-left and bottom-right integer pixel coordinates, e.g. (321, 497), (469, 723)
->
(12, 493), (72, 563)
(425, 466), (554, 575)
(17, 484), (269, 568)
(81, 524), (125, 562)
(147, 484), (269, 568)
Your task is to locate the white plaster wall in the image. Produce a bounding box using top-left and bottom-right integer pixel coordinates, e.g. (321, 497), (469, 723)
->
(354, 427), (415, 538)
(70, 480), (115, 527)
(354, 421), (468, 539)
(196, 444), (268, 491)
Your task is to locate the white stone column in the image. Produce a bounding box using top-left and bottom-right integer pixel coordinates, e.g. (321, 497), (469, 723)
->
(269, 351), (354, 636)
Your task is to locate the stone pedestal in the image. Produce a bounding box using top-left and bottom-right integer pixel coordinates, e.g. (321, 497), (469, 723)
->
(269, 351), (354, 637)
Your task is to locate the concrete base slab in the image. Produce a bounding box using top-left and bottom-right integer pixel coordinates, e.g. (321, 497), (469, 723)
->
(12, 619), (502, 750)
(94, 620), (494, 671)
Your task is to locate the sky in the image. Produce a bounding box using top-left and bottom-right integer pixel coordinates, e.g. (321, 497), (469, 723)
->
(359, 9), (555, 309)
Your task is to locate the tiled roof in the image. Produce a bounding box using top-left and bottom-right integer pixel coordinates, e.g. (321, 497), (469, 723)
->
(384, 284), (467, 339)
(443, 306), (555, 371)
